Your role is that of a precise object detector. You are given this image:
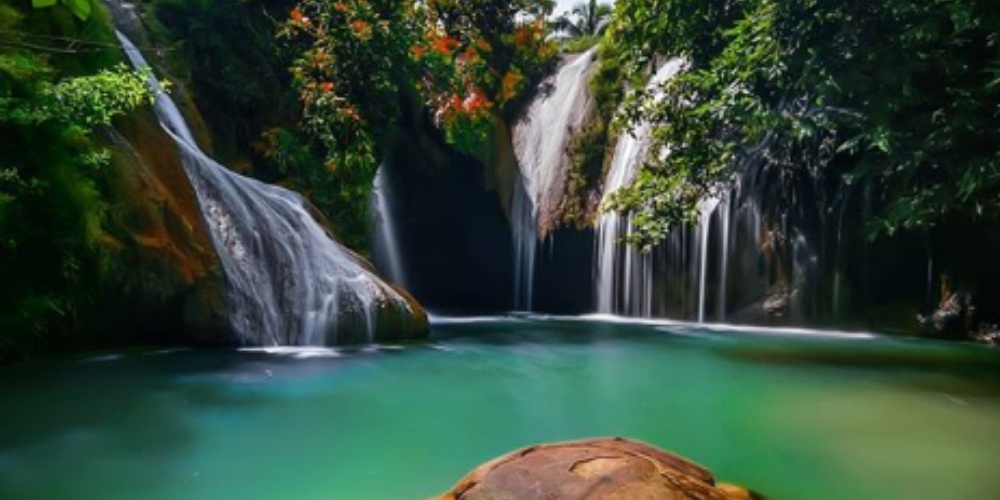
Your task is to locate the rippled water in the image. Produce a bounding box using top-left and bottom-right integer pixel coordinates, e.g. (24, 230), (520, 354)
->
(2, 318), (999, 499)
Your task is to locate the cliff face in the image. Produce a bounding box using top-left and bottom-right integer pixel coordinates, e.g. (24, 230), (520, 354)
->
(95, 107), (228, 346)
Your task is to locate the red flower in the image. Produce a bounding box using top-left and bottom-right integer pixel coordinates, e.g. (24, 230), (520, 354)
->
(433, 36), (460, 55)
(463, 89), (492, 113)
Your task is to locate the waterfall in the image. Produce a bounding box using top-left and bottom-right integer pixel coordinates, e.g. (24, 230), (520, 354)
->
(595, 66), (844, 323)
(595, 58), (686, 317)
(511, 181), (537, 311)
(511, 48), (598, 311)
(117, 31), (413, 345)
(372, 166), (407, 287)
(696, 198), (719, 322)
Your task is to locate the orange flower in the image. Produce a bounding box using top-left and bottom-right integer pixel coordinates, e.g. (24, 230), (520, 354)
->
(351, 20), (371, 38)
(333, 2), (349, 12)
(515, 26), (532, 46)
(290, 8), (309, 25)
(320, 82), (334, 93)
(501, 71), (522, 102)
(410, 45), (426, 59)
(433, 36), (460, 55)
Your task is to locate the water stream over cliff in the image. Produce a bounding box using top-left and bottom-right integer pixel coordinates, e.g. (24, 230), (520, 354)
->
(117, 32), (416, 345)
(595, 59), (686, 318)
(511, 48), (598, 311)
(372, 166), (407, 288)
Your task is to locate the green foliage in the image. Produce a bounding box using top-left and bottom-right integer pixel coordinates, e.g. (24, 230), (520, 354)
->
(605, 0), (1000, 248)
(1, 2), (152, 357)
(281, 0), (558, 241)
(559, 35), (601, 54)
(32, 0), (92, 21)
(1, 64), (155, 126)
(610, 0), (748, 72)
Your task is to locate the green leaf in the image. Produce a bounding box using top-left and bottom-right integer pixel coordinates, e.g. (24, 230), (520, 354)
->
(63, 0), (91, 21)
(31, 0), (58, 8)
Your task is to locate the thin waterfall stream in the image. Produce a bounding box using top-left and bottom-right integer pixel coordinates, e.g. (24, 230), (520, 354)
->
(372, 166), (408, 288)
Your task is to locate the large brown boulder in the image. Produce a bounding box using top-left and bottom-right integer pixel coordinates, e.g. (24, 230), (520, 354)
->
(436, 437), (758, 500)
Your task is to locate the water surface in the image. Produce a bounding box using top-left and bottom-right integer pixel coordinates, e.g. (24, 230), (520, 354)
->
(2, 317), (999, 499)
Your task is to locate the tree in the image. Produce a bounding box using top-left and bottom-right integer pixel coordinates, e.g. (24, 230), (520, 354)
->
(604, 0), (1000, 248)
(1, 2), (154, 352)
(553, 0), (613, 38)
(280, 0), (557, 206)
(31, 0), (92, 21)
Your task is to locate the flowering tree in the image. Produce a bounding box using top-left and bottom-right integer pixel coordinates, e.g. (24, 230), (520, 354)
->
(281, 0), (557, 175)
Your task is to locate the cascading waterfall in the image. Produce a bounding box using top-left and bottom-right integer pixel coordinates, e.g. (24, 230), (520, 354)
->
(511, 48), (598, 311)
(117, 31), (412, 345)
(595, 58), (686, 317)
(371, 166), (407, 287)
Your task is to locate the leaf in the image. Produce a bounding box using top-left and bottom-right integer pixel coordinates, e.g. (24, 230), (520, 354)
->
(63, 0), (91, 21)
(31, 0), (58, 7)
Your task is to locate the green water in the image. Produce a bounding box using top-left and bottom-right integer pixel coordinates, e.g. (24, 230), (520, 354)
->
(2, 317), (999, 499)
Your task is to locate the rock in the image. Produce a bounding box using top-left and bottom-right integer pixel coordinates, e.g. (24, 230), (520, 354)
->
(763, 286), (797, 319)
(971, 324), (1000, 346)
(435, 437), (759, 500)
(918, 291), (976, 339)
(103, 107), (230, 345)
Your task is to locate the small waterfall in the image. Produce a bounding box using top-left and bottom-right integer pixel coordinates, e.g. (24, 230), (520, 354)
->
(595, 69), (856, 324)
(717, 190), (731, 320)
(595, 59), (686, 317)
(696, 198), (719, 322)
(372, 166), (407, 287)
(511, 181), (537, 311)
(511, 48), (598, 311)
(117, 31), (413, 345)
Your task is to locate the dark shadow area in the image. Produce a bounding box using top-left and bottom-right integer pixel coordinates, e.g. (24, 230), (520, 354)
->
(535, 227), (596, 314)
(382, 149), (514, 314)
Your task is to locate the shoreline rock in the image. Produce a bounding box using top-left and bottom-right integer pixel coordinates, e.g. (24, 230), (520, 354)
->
(436, 437), (760, 500)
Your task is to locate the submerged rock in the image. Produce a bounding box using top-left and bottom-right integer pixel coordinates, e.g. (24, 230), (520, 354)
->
(436, 437), (758, 500)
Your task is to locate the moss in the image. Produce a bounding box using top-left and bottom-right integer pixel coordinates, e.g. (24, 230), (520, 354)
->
(559, 35), (602, 54)
(561, 41), (625, 227)
(0, 0), (228, 360)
